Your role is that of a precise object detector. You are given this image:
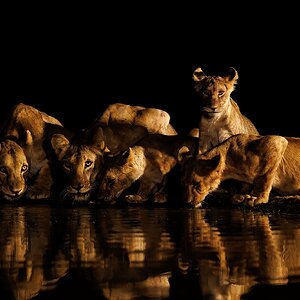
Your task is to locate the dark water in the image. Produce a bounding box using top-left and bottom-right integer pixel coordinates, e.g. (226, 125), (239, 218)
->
(0, 204), (300, 300)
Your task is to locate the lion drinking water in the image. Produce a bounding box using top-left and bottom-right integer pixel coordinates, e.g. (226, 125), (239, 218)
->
(180, 133), (300, 207)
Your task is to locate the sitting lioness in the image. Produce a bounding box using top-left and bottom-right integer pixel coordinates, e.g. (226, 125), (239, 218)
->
(192, 67), (259, 153)
(0, 103), (72, 201)
(98, 134), (198, 204)
(50, 104), (177, 204)
(180, 133), (300, 207)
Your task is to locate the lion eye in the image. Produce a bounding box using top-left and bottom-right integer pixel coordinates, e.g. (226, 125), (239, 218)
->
(0, 166), (7, 174)
(218, 90), (225, 97)
(85, 160), (93, 168)
(193, 181), (201, 192)
(21, 164), (28, 172)
(202, 90), (210, 96)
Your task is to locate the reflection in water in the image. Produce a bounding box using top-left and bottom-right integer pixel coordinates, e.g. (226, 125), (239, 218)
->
(0, 205), (300, 299)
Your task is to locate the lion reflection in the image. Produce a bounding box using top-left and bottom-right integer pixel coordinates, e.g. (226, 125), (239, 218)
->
(1, 207), (300, 299)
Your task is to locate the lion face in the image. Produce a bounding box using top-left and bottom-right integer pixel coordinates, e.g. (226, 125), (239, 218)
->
(193, 67), (238, 116)
(0, 140), (29, 201)
(98, 147), (145, 203)
(59, 145), (102, 203)
(51, 134), (106, 204)
(181, 155), (222, 207)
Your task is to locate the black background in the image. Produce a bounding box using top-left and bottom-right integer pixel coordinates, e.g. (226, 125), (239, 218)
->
(1, 4), (299, 138)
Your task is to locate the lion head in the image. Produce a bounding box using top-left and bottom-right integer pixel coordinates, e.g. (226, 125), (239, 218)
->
(192, 67), (239, 116)
(98, 147), (146, 203)
(180, 153), (223, 207)
(0, 139), (29, 201)
(51, 123), (152, 204)
(51, 133), (109, 204)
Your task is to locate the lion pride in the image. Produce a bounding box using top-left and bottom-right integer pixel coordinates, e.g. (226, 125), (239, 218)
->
(50, 103), (177, 204)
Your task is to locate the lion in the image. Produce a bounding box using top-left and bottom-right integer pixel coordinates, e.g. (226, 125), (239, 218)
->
(192, 67), (259, 153)
(50, 123), (150, 204)
(98, 102), (177, 135)
(98, 133), (198, 204)
(179, 133), (300, 207)
(50, 104), (178, 204)
(0, 139), (29, 201)
(0, 103), (72, 201)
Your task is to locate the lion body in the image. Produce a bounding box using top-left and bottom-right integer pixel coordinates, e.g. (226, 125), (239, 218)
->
(193, 67), (259, 153)
(0, 103), (70, 200)
(98, 134), (198, 204)
(51, 103), (177, 204)
(51, 123), (151, 203)
(181, 134), (300, 207)
(98, 102), (177, 135)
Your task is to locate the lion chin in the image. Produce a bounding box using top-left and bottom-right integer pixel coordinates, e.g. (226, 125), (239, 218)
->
(2, 193), (24, 202)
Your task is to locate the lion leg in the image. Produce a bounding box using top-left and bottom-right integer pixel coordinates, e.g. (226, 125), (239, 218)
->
(26, 163), (53, 199)
(152, 175), (169, 204)
(124, 180), (157, 204)
(232, 173), (276, 207)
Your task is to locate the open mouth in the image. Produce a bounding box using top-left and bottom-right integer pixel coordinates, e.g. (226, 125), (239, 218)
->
(202, 109), (220, 114)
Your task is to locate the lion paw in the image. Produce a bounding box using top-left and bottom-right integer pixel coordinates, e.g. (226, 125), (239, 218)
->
(232, 194), (257, 206)
(26, 188), (51, 200)
(232, 194), (268, 206)
(153, 192), (168, 204)
(125, 194), (147, 204)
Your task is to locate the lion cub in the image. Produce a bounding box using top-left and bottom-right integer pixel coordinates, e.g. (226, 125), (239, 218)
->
(0, 103), (71, 201)
(98, 134), (197, 204)
(50, 104), (177, 204)
(181, 134), (300, 207)
(192, 67), (259, 153)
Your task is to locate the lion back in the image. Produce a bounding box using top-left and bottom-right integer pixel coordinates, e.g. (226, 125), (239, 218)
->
(99, 103), (177, 135)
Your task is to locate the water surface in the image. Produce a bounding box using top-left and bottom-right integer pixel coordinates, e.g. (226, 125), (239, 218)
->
(0, 204), (300, 299)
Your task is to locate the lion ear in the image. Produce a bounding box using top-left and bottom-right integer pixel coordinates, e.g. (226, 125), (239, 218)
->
(99, 140), (110, 153)
(120, 147), (134, 163)
(224, 67), (239, 85)
(51, 134), (70, 160)
(91, 127), (110, 153)
(192, 67), (206, 82)
(199, 153), (222, 171)
(25, 130), (33, 146)
(177, 146), (194, 164)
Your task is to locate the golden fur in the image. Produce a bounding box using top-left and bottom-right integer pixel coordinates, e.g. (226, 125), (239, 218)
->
(0, 140), (29, 200)
(98, 102), (177, 135)
(180, 133), (300, 207)
(193, 67), (259, 153)
(98, 134), (198, 204)
(50, 103), (177, 204)
(0, 103), (70, 200)
(50, 123), (150, 203)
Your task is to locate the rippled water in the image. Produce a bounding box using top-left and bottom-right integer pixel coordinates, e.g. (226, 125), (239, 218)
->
(0, 204), (300, 299)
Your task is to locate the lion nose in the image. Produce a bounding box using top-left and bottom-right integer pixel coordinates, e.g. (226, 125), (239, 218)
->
(73, 184), (84, 192)
(10, 187), (22, 196)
